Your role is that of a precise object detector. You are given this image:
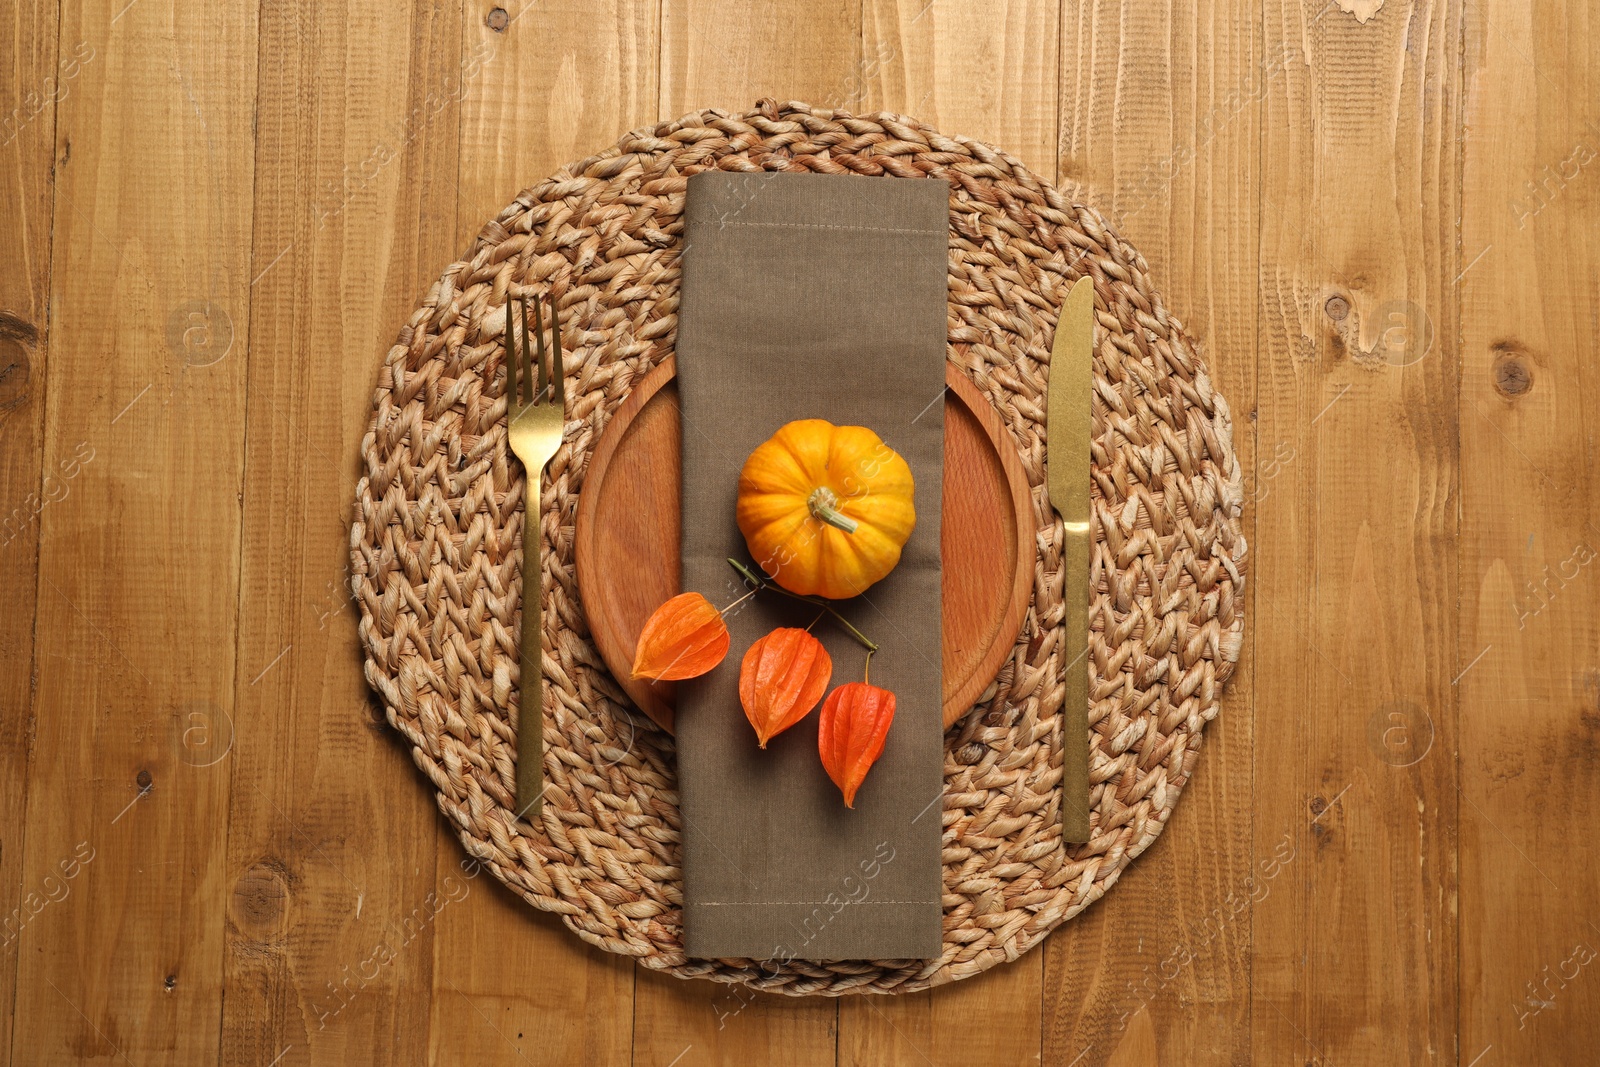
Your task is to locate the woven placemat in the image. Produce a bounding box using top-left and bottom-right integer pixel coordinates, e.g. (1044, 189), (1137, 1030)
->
(350, 100), (1247, 996)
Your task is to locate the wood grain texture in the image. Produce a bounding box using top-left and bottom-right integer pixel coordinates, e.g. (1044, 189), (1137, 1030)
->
(661, 0), (861, 117)
(1046, 2), (1260, 1063)
(862, 0), (1060, 179)
(5, 0), (1600, 1063)
(1458, 3), (1600, 1064)
(839, 964), (1043, 1067)
(426, 874), (635, 1066)
(216, 2), (466, 1064)
(1252, 2), (1462, 1065)
(455, 0), (659, 229)
(8, 1), (258, 1063)
(0, 2), (60, 1063)
(634, 967), (838, 1067)
(427, 5), (658, 1064)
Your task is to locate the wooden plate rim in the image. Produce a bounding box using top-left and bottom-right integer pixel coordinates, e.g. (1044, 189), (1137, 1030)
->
(938, 368), (1035, 726)
(573, 357), (682, 732)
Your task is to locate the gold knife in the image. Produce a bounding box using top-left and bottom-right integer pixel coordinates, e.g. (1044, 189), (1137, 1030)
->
(1047, 275), (1094, 844)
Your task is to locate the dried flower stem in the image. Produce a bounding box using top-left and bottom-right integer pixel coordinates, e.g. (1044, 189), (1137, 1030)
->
(720, 587), (758, 615)
(726, 558), (880, 653)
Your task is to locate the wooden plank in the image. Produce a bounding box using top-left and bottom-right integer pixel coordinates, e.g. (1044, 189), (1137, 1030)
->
(840, 965), (1042, 1067)
(215, 2), (465, 1064)
(633, 3), (862, 1063)
(423, 4), (656, 1064)
(635, 968), (838, 1067)
(838, 3), (1057, 1065)
(455, 0), (659, 227)
(427, 879), (635, 1066)
(660, 0), (860, 118)
(1044, 1), (1260, 1063)
(0, 2), (60, 1063)
(860, 0), (1060, 177)
(1458, 2), (1600, 1063)
(1250, 1), (1461, 1063)
(7, 0), (257, 1063)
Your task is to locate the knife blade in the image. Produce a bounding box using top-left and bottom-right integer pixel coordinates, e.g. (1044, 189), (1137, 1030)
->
(1047, 274), (1094, 844)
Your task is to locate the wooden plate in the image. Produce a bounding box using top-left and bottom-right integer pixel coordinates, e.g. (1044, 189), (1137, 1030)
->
(574, 357), (1033, 733)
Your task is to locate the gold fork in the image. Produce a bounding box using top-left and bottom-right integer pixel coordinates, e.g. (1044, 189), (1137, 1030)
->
(505, 292), (566, 821)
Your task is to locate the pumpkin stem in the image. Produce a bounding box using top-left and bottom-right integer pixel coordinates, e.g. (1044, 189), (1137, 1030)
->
(806, 487), (859, 533)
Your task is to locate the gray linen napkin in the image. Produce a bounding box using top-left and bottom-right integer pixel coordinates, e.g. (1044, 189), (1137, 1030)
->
(674, 171), (947, 961)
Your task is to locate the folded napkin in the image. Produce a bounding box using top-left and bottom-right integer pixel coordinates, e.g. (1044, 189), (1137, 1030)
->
(675, 171), (948, 961)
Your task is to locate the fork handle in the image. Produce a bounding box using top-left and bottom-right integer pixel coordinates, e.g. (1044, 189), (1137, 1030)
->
(517, 474), (544, 821)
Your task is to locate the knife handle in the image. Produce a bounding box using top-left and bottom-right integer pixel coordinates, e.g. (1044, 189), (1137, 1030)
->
(1061, 518), (1091, 844)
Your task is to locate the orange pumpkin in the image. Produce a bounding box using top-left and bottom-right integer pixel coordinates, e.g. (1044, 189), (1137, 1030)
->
(736, 419), (916, 599)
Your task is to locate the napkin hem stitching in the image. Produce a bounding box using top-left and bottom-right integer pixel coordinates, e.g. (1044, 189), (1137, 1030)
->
(711, 220), (945, 236)
(687, 900), (942, 906)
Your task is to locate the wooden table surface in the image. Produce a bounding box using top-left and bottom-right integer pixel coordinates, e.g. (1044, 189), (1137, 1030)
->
(3, 1), (1596, 1064)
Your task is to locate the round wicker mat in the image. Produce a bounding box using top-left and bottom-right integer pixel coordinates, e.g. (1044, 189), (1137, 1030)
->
(350, 100), (1247, 996)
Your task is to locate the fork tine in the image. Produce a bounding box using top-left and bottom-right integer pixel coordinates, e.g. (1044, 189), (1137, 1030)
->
(519, 295), (536, 406)
(505, 294), (520, 409)
(521, 295), (533, 404)
(549, 293), (565, 407)
(532, 293), (549, 404)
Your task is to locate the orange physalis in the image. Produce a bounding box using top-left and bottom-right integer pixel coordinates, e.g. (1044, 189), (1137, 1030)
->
(817, 669), (896, 808)
(738, 628), (833, 747)
(630, 592), (731, 680)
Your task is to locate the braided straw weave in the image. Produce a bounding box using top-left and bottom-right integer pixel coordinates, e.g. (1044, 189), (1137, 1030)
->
(351, 100), (1246, 996)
